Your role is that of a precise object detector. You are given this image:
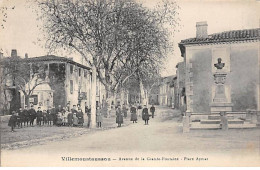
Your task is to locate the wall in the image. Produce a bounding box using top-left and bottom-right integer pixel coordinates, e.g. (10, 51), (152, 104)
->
(65, 63), (91, 110)
(185, 41), (259, 113)
(229, 44), (259, 111)
(49, 63), (66, 108)
(176, 62), (185, 109)
(190, 48), (212, 113)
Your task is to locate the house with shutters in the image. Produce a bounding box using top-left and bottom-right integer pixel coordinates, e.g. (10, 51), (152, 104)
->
(0, 50), (108, 114)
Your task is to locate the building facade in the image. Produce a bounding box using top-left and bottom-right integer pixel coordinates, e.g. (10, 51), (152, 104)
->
(158, 75), (175, 107)
(178, 22), (260, 113)
(175, 62), (186, 110)
(0, 52), (96, 114)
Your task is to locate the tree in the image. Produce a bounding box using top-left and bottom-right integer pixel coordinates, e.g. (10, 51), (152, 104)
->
(1, 57), (48, 109)
(0, 0), (15, 29)
(36, 0), (179, 128)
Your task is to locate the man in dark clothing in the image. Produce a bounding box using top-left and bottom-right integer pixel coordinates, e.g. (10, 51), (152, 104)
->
(23, 105), (30, 127)
(85, 105), (89, 115)
(71, 105), (78, 114)
(150, 105), (155, 118)
(29, 105), (37, 126)
(46, 108), (53, 126)
(8, 111), (17, 132)
(36, 107), (43, 126)
(142, 105), (150, 125)
(17, 107), (23, 128)
(77, 108), (84, 127)
(67, 109), (73, 127)
(42, 110), (48, 126)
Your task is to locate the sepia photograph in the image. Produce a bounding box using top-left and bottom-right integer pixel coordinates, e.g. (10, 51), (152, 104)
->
(0, 0), (259, 167)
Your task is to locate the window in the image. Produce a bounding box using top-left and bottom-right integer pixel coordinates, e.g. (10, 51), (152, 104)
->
(79, 68), (81, 77)
(70, 65), (73, 74)
(70, 80), (73, 94)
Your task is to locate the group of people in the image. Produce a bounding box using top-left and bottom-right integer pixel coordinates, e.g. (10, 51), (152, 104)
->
(129, 104), (156, 125)
(8, 102), (156, 132)
(8, 104), (85, 132)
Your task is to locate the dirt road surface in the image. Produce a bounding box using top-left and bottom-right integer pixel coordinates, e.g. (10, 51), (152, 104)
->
(1, 106), (260, 166)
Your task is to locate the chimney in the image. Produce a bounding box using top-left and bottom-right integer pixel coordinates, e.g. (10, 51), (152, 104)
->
(196, 21), (208, 38)
(11, 49), (17, 58)
(0, 52), (3, 60)
(25, 53), (28, 58)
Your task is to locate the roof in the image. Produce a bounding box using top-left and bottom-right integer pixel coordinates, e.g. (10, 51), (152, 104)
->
(179, 28), (260, 46)
(160, 75), (176, 86)
(0, 55), (91, 70)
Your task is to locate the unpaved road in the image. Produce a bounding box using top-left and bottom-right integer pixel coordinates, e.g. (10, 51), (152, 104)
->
(1, 106), (260, 166)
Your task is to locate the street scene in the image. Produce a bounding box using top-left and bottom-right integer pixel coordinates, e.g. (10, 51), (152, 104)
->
(0, 0), (260, 167)
(2, 106), (260, 166)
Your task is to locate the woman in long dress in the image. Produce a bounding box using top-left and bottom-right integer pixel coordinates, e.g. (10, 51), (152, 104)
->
(67, 109), (73, 127)
(96, 106), (103, 128)
(77, 108), (84, 127)
(116, 105), (123, 127)
(130, 104), (137, 123)
(72, 113), (79, 127)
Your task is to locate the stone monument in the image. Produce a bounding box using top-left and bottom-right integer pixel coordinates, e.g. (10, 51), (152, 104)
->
(210, 58), (233, 112)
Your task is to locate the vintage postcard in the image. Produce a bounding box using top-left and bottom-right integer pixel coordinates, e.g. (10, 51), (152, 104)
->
(0, 0), (259, 167)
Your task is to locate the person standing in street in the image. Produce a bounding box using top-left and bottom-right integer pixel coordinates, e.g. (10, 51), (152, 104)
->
(87, 106), (91, 128)
(85, 104), (89, 116)
(8, 111), (17, 132)
(130, 104), (137, 123)
(29, 105), (36, 126)
(72, 113), (79, 127)
(23, 105), (30, 127)
(56, 109), (63, 126)
(67, 107), (73, 127)
(77, 108), (84, 127)
(116, 105), (123, 127)
(46, 107), (53, 126)
(17, 107), (23, 128)
(150, 105), (155, 118)
(137, 103), (142, 117)
(42, 109), (48, 126)
(36, 107), (43, 126)
(142, 105), (150, 125)
(96, 106), (103, 128)
(54, 105), (63, 125)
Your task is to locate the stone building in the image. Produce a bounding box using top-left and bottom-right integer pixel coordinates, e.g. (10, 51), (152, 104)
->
(178, 21), (260, 113)
(158, 75), (175, 107)
(0, 51), (95, 114)
(175, 62), (186, 110)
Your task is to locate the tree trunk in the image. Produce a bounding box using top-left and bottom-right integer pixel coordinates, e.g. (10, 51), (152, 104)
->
(25, 94), (30, 108)
(90, 66), (97, 128)
(139, 80), (146, 105)
(120, 89), (124, 107)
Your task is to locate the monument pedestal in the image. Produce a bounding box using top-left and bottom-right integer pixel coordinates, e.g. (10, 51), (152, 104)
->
(210, 71), (233, 112)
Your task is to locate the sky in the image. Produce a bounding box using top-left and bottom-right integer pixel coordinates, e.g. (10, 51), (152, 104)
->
(0, 0), (260, 76)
